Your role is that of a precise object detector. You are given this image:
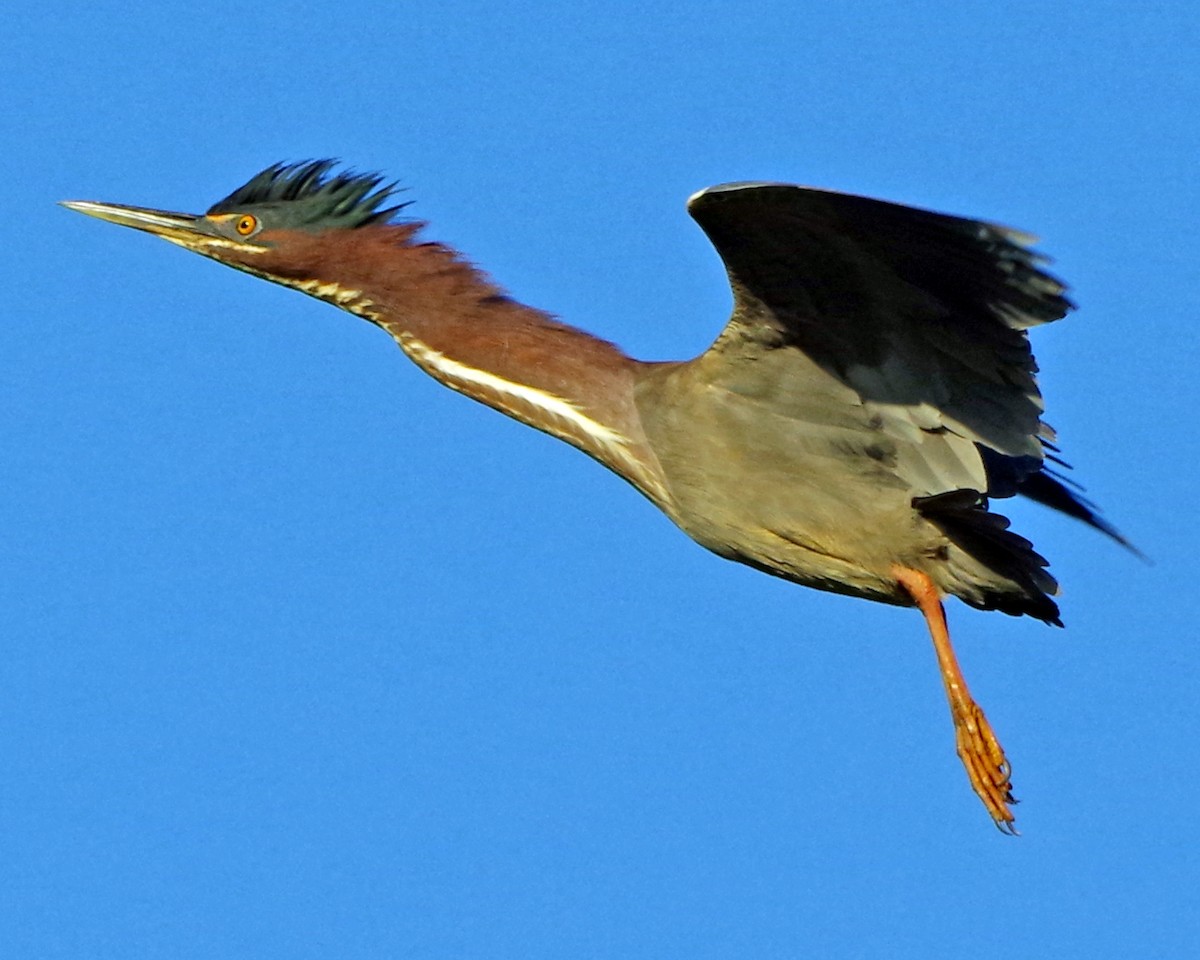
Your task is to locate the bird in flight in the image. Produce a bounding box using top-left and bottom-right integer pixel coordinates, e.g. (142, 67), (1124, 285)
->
(64, 161), (1130, 832)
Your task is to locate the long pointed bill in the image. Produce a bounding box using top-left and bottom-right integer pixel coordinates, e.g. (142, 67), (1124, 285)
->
(60, 200), (205, 241)
(60, 200), (266, 257)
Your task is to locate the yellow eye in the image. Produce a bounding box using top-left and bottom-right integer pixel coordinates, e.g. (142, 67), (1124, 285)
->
(235, 214), (258, 236)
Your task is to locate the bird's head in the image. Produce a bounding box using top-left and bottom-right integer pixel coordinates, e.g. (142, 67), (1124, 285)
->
(61, 160), (414, 299)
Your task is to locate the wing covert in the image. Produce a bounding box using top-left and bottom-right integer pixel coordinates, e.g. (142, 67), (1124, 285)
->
(687, 183), (1072, 465)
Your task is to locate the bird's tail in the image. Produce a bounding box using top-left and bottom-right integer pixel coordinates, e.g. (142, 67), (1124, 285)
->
(915, 489), (1063, 625)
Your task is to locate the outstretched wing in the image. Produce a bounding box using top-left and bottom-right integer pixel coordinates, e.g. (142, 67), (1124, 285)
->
(687, 182), (1135, 550)
(688, 182), (1070, 467)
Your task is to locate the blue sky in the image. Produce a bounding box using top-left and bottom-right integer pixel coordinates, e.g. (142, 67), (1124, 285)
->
(4, 2), (1198, 957)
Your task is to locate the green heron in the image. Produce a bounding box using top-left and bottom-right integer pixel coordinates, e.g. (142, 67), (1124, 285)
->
(63, 160), (1130, 833)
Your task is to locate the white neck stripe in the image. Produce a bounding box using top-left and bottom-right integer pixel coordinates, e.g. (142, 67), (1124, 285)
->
(400, 335), (628, 449)
(397, 335), (670, 506)
(249, 277), (671, 507)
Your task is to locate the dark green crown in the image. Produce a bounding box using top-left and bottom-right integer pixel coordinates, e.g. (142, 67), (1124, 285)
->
(207, 160), (408, 231)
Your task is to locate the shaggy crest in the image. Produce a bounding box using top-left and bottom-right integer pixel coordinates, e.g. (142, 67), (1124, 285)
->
(206, 160), (409, 230)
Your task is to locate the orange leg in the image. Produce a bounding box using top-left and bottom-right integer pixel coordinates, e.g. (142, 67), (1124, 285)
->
(892, 565), (1018, 834)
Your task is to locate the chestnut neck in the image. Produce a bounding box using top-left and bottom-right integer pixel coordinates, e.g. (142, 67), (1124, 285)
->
(250, 224), (673, 508)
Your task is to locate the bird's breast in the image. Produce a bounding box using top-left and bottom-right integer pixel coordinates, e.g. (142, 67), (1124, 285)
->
(632, 356), (938, 602)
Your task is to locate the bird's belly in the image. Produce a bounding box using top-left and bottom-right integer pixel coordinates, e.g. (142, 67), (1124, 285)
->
(666, 470), (922, 606)
(635, 375), (941, 605)
(645, 407), (931, 603)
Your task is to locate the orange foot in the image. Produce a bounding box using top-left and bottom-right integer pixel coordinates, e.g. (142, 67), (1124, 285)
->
(950, 696), (1017, 834)
(892, 564), (1020, 834)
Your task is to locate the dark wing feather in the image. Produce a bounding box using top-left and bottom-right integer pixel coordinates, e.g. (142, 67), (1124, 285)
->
(688, 182), (1129, 549)
(914, 490), (1062, 624)
(688, 182), (1070, 463)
